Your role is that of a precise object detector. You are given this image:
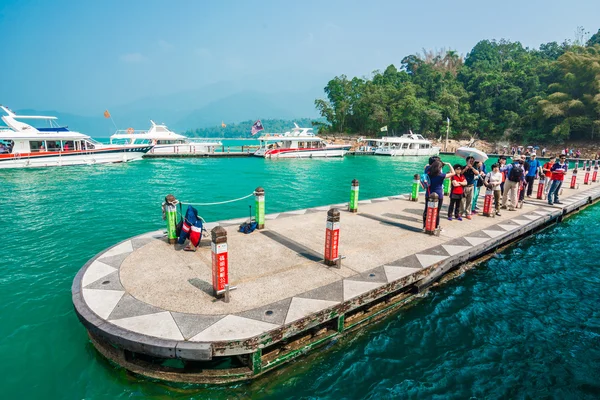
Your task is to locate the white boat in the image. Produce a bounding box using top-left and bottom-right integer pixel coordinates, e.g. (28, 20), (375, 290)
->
(369, 133), (440, 157)
(110, 121), (221, 155)
(0, 106), (152, 169)
(254, 124), (351, 158)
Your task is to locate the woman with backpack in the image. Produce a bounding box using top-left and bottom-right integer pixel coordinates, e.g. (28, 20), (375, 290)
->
(422, 160), (456, 231)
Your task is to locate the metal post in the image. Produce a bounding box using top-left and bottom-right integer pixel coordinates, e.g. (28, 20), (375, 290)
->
(162, 194), (178, 244)
(411, 174), (420, 201)
(324, 208), (341, 266)
(349, 179), (359, 213)
(255, 187), (265, 229)
(424, 192), (439, 235)
(211, 226), (229, 299)
(445, 118), (449, 152)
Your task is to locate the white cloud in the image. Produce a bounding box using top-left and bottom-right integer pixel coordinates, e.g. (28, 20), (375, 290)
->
(119, 53), (146, 63)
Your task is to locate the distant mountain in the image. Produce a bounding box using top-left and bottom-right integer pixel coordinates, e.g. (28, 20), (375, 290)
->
(185, 118), (326, 138)
(12, 69), (332, 137)
(171, 89), (321, 132)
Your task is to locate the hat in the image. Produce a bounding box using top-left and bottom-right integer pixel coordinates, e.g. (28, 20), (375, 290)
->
(512, 155), (521, 161)
(164, 194), (177, 205)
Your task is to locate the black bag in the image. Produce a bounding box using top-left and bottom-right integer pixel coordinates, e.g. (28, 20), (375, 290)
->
(476, 174), (485, 188)
(508, 164), (524, 182)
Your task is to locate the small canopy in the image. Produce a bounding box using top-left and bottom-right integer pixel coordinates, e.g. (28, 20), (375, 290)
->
(455, 147), (489, 162)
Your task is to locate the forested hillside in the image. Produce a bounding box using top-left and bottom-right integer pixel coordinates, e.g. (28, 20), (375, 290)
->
(314, 28), (600, 143)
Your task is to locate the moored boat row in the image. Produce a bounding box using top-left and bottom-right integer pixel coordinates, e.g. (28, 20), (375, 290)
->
(0, 107), (151, 169)
(0, 106), (441, 169)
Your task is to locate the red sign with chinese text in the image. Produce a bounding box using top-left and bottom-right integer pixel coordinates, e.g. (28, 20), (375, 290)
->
(324, 221), (340, 262)
(211, 243), (229, 293)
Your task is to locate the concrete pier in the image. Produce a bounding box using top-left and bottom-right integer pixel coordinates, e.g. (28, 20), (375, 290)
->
(72, 175), (600, 384)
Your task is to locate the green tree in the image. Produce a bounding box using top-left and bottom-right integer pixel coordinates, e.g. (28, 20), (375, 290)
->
(538, 46), (600, 139)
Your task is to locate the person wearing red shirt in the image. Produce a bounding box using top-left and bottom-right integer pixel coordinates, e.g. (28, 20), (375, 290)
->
(448, 164), (467, 221)
(548, 155), (568, 205)
(542, 156), (555, 196)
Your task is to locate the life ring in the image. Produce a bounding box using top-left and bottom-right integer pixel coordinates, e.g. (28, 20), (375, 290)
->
(127, 127), (134, 134)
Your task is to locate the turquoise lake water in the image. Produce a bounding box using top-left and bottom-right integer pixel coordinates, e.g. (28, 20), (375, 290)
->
(1, 154), (598, 399)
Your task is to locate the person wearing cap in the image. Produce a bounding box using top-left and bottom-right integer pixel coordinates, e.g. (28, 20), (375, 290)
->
(525, 154), (542, 197)
(542, 156), (555, 196)
(548, 155), (568, 205)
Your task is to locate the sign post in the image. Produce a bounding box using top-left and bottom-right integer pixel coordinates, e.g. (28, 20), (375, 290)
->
(211, 226), (229, 300)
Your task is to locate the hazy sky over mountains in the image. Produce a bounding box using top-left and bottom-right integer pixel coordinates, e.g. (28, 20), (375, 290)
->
(2, 0), (599, 116)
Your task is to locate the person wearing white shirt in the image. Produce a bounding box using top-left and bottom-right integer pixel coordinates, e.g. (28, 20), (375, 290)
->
(485, 163), (503, 216)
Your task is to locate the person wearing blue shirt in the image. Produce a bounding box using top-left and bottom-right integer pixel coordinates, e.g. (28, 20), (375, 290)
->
(525, 154), (542, 197)
(422, 160), (456, 231)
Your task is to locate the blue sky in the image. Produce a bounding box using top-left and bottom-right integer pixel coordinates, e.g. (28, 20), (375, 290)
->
(1, 0), (599, 115)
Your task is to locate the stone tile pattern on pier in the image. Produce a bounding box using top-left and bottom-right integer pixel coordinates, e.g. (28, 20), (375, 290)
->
(76, 180), (600, 343)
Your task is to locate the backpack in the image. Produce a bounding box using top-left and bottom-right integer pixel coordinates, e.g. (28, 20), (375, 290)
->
(508, 164), (523, 182)
(420, 173), (431, 191)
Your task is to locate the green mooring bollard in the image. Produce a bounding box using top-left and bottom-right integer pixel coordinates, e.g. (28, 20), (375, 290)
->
(411, 174), (420, 201)
(255, 187), (265, 229)
(162, 194), (178, 244)
(443, 177), (450, 196)
(349, 179), (359, 213)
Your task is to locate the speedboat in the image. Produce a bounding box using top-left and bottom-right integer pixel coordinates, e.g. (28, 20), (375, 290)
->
(370, 133), (440, 156)
(0, 106), (152, 169)
(110, 121), (221, 154)
(254, 124), (351, 158)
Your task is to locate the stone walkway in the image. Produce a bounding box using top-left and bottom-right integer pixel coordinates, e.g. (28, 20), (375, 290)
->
(72, 177), (600, 355)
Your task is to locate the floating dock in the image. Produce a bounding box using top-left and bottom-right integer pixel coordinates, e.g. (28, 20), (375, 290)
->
(72, 176), (600, 384)
(143, 152), (253, 158)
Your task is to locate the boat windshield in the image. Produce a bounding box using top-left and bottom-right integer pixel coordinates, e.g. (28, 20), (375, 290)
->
(0, 139), (14, 154)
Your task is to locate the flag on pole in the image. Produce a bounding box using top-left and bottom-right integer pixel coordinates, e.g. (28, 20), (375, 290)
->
(447, 117), (450, 124)
(380, 125), (388, 132)
(221, 121), (226, 128)
(251, 120), (264, 135)
(103, 110), (111, 118)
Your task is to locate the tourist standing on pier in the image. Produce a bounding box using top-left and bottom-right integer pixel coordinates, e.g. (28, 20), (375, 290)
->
(525, 154), (542, 197)
(448, 164), (466, 221)
(542, 156), (555, 195)
(484, 163), (503, 216)
(498, 156), (508, 194)
(422, 160), (456, 230)
(501, 155), (524, 211)
(460, 156), (479, 220)
(548, 155), (568, 205)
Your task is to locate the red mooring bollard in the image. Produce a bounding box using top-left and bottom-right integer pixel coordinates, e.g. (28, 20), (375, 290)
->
(584, 160), (591, 184)
(324, 208), (340, 266)
(593, 160), (598, 183)
(211, 226), (229, 301)
(425, 192), (439, 235)
(483, 188), (494, 217)
(570, 162), (578, 189)
(537, 178), (545, 199)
